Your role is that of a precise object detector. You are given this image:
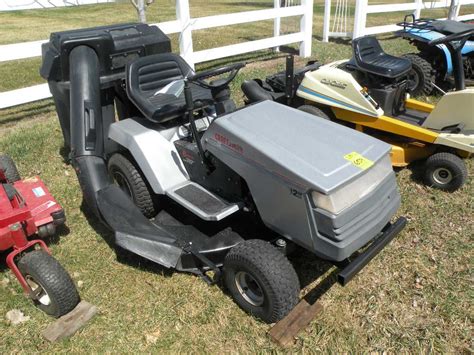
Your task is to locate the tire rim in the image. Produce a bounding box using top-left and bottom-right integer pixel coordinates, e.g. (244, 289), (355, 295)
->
(433, 167), (453, 185)
(407, 69), (420, 92)
(112, 170), (133, 197)
(25, 275), (51, 306)
(235, 271), (264, 307)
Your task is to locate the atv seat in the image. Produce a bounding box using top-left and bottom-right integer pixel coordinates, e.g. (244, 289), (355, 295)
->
(352, 36), (412, 79)
(431, 20), (474, 36)
(126, 53), (214, 123)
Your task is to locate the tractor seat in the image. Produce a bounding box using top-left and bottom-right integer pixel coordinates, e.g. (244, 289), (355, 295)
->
(352, 36), (412, 79)
(431, 20), (474, 36)
(126, 53), (214, 123)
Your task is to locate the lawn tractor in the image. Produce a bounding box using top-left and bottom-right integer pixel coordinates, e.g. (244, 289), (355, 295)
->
(41, 23), (406, 323)
(0, 155), (79, 317)
(242, 31), (474, 192)
(395, 15), (474, 95)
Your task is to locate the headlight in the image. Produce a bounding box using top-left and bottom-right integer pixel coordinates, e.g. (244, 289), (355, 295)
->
(312, 155), (393, 214)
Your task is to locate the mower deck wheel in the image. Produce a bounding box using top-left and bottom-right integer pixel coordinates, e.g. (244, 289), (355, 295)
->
(223, 239), (300, 323)
(402, 53), (434, 96)
(423, 152), (467, 192)
(107, 153), (156, 218)
(0, 155), (21, 182)
(18, 250), (79, 317)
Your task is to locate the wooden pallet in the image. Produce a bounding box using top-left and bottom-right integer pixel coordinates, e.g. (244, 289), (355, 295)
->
(268, 298), (323, 347)
(42, 301), (98, 342)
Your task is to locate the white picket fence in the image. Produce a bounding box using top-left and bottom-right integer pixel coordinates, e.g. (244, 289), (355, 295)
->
(0, 0), (114, 11)
(0, 0), (313, 109)
(323, 0), (474, 41)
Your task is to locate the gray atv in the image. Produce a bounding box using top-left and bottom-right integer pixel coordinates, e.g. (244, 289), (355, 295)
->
(41, 23), (406, 323)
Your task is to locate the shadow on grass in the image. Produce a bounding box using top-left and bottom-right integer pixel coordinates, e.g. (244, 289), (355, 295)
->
(313, 35), (352, 45)
(405, 160), (426, 186)
(0, 101), (55, 126)
(216, 1), (272, 8)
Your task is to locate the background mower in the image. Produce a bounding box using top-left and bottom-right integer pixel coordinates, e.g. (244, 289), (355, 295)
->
(242, 32), (474, 192)
(0, 155), (79, 317)
(396, 15), (474, 95)
(41, 23), (405, 323)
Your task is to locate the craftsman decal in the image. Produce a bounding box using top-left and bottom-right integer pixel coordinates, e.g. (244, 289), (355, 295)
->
(214, 133), (243, 153)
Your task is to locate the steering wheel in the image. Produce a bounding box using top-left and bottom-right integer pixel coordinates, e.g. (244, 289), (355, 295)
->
(187, 62), (245, 89)
(428, 28), (474, 47)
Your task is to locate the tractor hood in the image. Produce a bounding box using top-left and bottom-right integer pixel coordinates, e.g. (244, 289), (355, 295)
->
(203, 101), (391, 194)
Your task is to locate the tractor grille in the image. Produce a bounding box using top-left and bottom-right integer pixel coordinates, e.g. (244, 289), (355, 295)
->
(313, 174), (400, 242)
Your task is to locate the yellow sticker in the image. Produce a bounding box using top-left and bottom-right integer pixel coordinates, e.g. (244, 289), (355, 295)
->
(344, 152), (374, 170)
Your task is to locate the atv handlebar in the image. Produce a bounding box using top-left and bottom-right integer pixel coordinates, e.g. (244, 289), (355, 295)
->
(188, 62), (245, 89)
(428, 28), (474, 46)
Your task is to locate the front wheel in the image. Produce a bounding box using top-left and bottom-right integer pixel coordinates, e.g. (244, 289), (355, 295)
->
(223, 239), (300, 323)
(18, 250), (80, 317)
(423, 152), (467, 191)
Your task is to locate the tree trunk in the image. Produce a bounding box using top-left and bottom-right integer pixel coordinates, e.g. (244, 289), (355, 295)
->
(131, 0), (147, 23)
(137, 0), (146, 23)
(447, 0), (458, 21)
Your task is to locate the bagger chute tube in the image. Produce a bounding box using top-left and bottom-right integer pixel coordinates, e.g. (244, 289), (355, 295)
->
(41, 23), (406, 323)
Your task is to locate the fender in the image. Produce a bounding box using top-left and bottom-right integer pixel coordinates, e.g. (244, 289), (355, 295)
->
(108, 118), (189, 194)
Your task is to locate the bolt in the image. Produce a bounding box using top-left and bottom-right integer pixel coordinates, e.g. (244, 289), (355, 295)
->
(275, 239), (286, 248)
(9, 223), (21, 231)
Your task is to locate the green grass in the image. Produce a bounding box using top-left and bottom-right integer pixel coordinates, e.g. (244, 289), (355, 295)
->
(0, 1), (473, 353)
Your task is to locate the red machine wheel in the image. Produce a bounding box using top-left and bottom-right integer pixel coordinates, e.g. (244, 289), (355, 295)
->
(0, 155), (21, 182)
(18, 250), (79, 317)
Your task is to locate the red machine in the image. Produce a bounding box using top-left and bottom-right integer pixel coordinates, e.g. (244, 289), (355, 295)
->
(0, 155), (79, 317)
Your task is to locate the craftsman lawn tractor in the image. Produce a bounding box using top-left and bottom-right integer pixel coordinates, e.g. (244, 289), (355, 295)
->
(0, 155), (79, 317)
(41, 23), (406, 323)
(242, 32), (474, 192)
(395, 15), (474, 95)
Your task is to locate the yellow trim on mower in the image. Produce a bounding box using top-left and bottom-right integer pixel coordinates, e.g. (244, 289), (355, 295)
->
(331, 107), (439, 143)
(405, 98), (434, 113)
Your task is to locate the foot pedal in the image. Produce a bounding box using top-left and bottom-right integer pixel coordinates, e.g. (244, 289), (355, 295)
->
(166, 182), (239, 221)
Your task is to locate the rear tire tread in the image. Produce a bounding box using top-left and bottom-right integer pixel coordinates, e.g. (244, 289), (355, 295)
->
(297, 105), (332, 120)
(108, 153), (156, 218)
(403, 53), (434, 96)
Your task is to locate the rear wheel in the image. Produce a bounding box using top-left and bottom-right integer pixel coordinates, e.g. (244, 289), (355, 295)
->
(403, 53), (434, 96)
(108, 153), (156, 218)
(18, 250), (79, 317)
(0, 155), (21, 182)
(298, 105), (331, 120)
(423, 152), (467, 191)
(223, 239), (300, 323)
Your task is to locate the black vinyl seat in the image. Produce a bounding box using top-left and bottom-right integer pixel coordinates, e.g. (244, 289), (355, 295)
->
(126, 53), (214, 123)
(431, 20), (474, 35)
(352, 36), (412, 79)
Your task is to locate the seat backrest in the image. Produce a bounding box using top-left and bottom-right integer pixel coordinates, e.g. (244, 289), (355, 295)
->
(126, 53), (194, 121)
(353, 36), (385, 67)
(127, 53), (193, 94)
